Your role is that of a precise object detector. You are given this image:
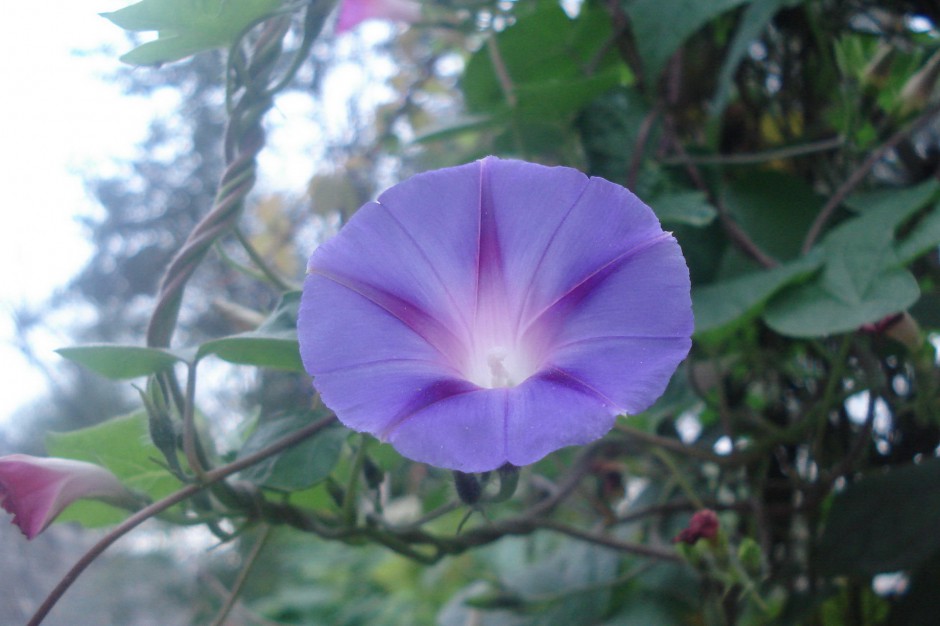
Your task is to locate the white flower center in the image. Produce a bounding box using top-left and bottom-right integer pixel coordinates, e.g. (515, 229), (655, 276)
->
(465, 344), (537, 389)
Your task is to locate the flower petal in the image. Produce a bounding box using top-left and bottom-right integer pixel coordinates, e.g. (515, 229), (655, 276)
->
(528, 234), (693, 348)
(550, 336), (691, 413)
(385, 389), (508, 473)
(516, 174), (666, 326)
(313, 360), (472, 434)
(505, 371), (617, 466)
(475, 157), (591, 320)
(299, 157), (694, 471)
(299, 273), (452, 374)
(528, 236), (692, 412)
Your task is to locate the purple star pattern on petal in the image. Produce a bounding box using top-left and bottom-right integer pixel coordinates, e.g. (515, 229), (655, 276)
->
(298, 157), (693, 472)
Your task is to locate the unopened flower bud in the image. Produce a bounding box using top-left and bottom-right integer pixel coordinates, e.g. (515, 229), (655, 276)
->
(899, 50), (940, 116)
(673, 509), (720, 545)
(860, 312), (922, 351)
(453, 471), (482, 506)
(0, 455), (134, 539)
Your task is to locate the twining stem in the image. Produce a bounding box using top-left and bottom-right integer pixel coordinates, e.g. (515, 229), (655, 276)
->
(811, 334), (853, 462)
(26, 415), (337, 626)
(182, 362), (206, 480)
(146, 4), (334, 349)
(614, 423), (741, 466)
(659, 135), (844, 166)
(534, 519), (680, 562)
(663, 117), (777, 269)
(208, 524), (272, 626)
(801, 101), (940, 253)
(342, 435), (369, 525)
(486, 36), (516, 108)
(233, 227), (296, 291)
(651, 448), (704, 509)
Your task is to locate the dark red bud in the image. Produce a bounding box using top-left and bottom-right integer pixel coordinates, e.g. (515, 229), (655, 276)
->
(673, 509), (720, 545)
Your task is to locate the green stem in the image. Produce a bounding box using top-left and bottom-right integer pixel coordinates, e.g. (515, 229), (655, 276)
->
(27, 416), (337, 626)
(182, 362), (206, 480)
(652, 448), (704, 509)
(233, 227), (295, 291)
(811, 334), (853, 460)
(342, 435), (369, 526)
(209, 524), (272, 626)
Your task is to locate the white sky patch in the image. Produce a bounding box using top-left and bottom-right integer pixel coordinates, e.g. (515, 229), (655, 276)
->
(0, 6), (399, 429)
(844, 390), (892, 435)
(0, 2), (164, 425)
(260, 91), (326, 193)
(873, 571), (909, 596)
(676, 408), (703, 444)
(713, 436), (733, 455)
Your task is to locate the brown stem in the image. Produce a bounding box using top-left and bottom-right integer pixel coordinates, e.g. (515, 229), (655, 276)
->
(659, 136), (844, 166)
(27, 415), (337, 626)
(146, 18), (290, 349)
(801, 101), (940, 253)
(627, 107), (661, 189)
(664, 117), (778, 268)
(208, 524), (272, 626)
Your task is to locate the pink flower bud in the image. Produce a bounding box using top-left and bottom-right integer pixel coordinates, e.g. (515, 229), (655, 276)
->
(860, 312), (922, 352)
(336, 0), (422, 33)
(673, 509), (720, 545)
(0, 454), (132, 540)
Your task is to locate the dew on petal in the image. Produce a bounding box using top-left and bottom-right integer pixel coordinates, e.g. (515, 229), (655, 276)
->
(298, 157), (693, 472)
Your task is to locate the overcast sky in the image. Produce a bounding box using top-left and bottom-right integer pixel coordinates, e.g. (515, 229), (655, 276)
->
(0, 3), (395, 428)
(0, 2), (155, 425)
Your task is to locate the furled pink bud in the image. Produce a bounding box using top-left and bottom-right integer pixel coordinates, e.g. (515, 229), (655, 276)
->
(673, 509), (720, 545)
(0, 454), (133, 540)
(860, 312), (922, 352)
(336, 0), (422, 33)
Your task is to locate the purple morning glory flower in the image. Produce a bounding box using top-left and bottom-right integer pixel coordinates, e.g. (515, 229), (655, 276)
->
(298, 157), (693, 472)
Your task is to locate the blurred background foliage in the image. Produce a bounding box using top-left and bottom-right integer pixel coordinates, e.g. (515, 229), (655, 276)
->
(7, 0), (940, 624)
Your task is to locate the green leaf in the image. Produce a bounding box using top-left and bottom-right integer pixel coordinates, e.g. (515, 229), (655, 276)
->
(102, 0), (283, 65)
(843, 178), (939, 215)
(624, 0), (751, 82)
(603, 601), (687, 626)
(462, 2), (625, 120)
(764, 267), (919, 337)
(721, 170), (824, 261)
(692, 253), (822, 335)
(441, 538), (620, 626)
(510, 67), (625, 119)
(897, 202), (940, 263)
(45, 411), (183, 527)
(817, 457), (940, 576)
(196, 291), (304, 371)
(56, 344), (186, 379)
(843, 180), (940, 265)
(650, 191), (717, 226)
(237, 413), (345, 491)
(711, 0), (796, 115)
(198, 333), (302, 370)
(413, 114), (504, 144)
(578, 87), (657, 184)
(764, 181), (934, 337)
